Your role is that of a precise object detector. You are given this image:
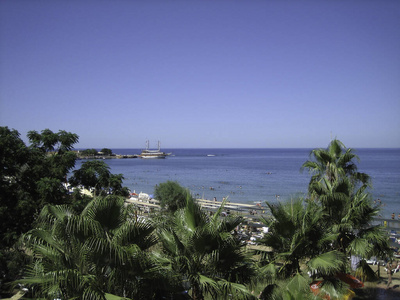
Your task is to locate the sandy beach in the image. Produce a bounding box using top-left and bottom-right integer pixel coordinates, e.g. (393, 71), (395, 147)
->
(354, 264), (400, 299)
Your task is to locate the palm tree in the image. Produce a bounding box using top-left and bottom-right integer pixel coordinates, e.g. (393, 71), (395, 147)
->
(156, 196), (256, 300)
(301, 140), (391, 287)
(257, 140), (389, 299)
(19, 204), (105, 299)
(302, 141), (390, 259)
(77, 196), (164, 298)
(257, 198), (351, 299)
(18, 195), (165, 299)
(259, 198), (346, 278)
(308, 176), (351, 225)
(69, 160), (128, 197)
(301, 139), (370, 190)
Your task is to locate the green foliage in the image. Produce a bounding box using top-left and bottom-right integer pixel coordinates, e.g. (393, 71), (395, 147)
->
(0, 127), (79, 245)
(157, 196), (256, 299)
(355, 259), (378, 282)
(259, 198), (344, 279)
(81, 148), (99, 156)
(154, 180), (192, 212)
(257, 139), (390, 299)
(67, 187), (93, 213)
(100, 148), (113, 156)
(301, 138), (370, 193)
(70, 160), (111, 192)
(0, 127), (80, 296)
(0, 127), (28, 177)
(301, 140), (390, 260)
(300, 140), (389, 257)
(18, 196), (167, 299)
(1, 133), (391, 299)
(27, 129), (78, 153)
(0, 127), (32, 245)
(69, 160), (129, 197)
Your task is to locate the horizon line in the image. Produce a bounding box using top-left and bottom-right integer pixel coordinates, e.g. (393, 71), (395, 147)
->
(73, 147), (400, 150)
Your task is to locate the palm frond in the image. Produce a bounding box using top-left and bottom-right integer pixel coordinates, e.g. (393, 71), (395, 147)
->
(348, 238), (372, 257)
(159, 228), (185, 256)
(198, 274), (218, 296)
(258, 263), (278, 281)
(210, 196), (228, 225)
(180, 195), (205, 232)
(36, 204), (75, 226)
(316, 277), (348, 300)
(82, 286), (106, 300)
(215, 279), (253, 299)
(285, 273), (310, 294)
(83, 196), (127, 232)
(355, 260), (378, 282)
(307, 251), (346, 276)
(112, 218), (156, 249)
(105, 292), (130, 300)
(67, 214), (105, 239)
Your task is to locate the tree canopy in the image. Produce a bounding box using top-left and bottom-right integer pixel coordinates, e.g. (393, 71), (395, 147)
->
(0, 127), (80, 247)
(69, 160), (129, 197)
(80, 148), (99, 156)
(100, 148), (113, 156)
(154, 180), (192, 212)
(0, 127), (129, 297)
(19, 196), (166, 299)
(257, 139), (390, 299)
(1, 131), (392, 299)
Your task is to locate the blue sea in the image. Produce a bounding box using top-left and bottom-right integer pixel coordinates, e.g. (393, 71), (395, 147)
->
(75, 148), (400, 219)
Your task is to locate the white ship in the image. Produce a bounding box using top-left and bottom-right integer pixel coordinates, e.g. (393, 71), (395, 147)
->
(140, 141), (169, 159)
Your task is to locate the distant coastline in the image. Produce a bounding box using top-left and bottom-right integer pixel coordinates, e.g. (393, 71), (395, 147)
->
(74, 148), (400, 219)
(75, 153), (139, 160)
(74, 150), (139, 160)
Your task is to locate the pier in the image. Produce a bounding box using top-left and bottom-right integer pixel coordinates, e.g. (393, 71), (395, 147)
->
(195, 198), (267, 219)
(373, 218), (400, 232)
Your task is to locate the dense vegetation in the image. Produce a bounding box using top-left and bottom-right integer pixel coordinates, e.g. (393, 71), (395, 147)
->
(78, 148), (114, 158)
(256, 140), (390, 299)
(0, 127), (392, 299)
(154, 180), (193, 212)
(0, 127), (126, 297)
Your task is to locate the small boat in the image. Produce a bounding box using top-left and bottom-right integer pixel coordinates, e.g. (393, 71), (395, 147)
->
(140, 141), (169, 159)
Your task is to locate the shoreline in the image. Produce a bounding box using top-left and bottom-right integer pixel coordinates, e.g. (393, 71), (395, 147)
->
(125, 193), (400, 239)
(76, 154), (139, 159)
(73, 148), (400, 220)
(356, 264), (400, 299)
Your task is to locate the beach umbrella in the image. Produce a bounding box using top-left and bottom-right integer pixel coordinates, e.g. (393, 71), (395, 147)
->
(310, 281), (333, 299)
(310, 273), (363, 299)
(310, 281), (324, 296)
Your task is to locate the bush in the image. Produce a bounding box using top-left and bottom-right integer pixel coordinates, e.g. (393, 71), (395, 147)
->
(154, 181), (192, 212)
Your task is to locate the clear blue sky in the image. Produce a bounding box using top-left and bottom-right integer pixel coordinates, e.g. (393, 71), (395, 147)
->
(1, 0), (399, 148)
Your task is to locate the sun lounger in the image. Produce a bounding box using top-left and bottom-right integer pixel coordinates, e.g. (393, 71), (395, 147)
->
(366, 257), (377, 265)
(384, 264), (400, 273)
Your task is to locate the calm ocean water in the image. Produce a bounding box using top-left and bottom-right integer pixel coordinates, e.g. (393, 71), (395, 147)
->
(75, 148), (400, 218)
